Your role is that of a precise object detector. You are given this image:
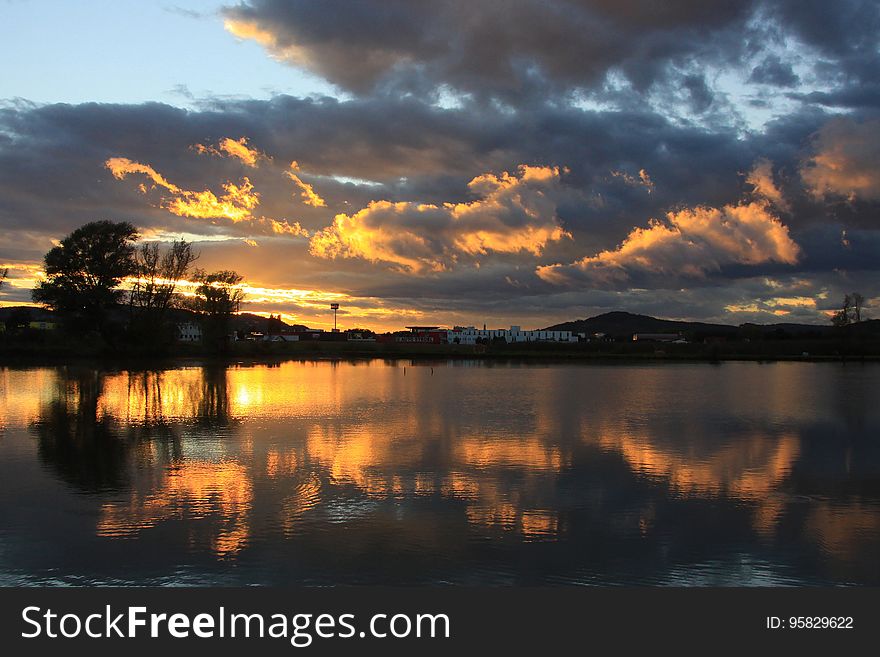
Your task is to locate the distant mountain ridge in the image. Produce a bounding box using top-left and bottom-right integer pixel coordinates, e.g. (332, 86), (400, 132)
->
(543, 311), (842, 337)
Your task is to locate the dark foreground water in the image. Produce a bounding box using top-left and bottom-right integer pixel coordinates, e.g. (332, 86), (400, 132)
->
(1, 360), (879, 586)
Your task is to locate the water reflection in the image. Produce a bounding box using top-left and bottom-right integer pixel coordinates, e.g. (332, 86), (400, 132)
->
(97, 460), (253, 558)
(30, 368), (131, 492)
(0, 360), (877, 585)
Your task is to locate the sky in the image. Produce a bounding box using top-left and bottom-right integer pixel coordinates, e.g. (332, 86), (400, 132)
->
(1, 0), (879, 331)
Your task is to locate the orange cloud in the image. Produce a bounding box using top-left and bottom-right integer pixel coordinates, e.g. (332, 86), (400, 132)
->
(224, 18), (314, 68)
(801, 117), (880, 202)
(106, 156), (261, 223)
(166, 179), (260, 221)
(538, 200), (799, 286)
(724, 295), (818, 315)
(194, 137), (266, 168)
(309, 165), (570, 274)
(106, 157), (181, 193)
(286, 161), (326, 207)
(746, 158), (790, 212)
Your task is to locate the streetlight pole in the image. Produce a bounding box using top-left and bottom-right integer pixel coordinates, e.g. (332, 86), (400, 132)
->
(330, 303), (339, 332)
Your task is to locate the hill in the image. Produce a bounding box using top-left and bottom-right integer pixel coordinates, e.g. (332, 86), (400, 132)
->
(544, 311), (738, 336)
(544, 311), (836, 338)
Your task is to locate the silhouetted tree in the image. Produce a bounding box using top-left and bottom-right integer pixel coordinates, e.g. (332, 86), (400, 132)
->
(852, 292), (865, 322)
(128, 239), (198, 348)
(266, 313), (284, 336)
(0, 267), (7, 292)
(32, 221), (138, 337)
(831, 292), (866, 327)
(191, 269), (245, 351)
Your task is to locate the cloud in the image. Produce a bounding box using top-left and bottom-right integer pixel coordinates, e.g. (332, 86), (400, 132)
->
(748, 55), (799, 87)
(105, 157), (182, 193)
(106, 156), (261, 221)
(801, 117), (880, 202)
(310, 165), (570, 274)
(537, 200), (800, 287)
(220, 0), (758, 99)
(2, 85), (879, 328)
(285, 161), (326, 207)
(746, 158), (790, 212)
(218, 0), (880, 127)
(105, 154), (309, 237)
(611, 168), (654, 194)
(193, 137), (267, 167)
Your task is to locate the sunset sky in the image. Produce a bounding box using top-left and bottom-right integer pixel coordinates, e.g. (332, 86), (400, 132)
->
(1, 0), (879, 331)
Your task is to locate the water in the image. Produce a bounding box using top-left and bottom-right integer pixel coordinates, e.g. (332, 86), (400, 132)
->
(0, 359), (878, 586)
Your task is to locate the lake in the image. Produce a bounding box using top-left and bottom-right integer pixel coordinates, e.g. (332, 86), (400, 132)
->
(1, 360), (878, 586)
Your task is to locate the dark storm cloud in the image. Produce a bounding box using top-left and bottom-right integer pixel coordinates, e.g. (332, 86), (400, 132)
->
(749, 56), (799, 87)
(222, 0), (879, 110)
(222, 0), (760, 100)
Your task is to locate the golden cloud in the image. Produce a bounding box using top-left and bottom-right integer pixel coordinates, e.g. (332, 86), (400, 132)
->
(104, 151), (323, 237)
(106, 157), (181, 193)
(286, 161), (326, 207)
(538, 200), (800, 286)
(166, 179), (260, 221)
(224, 18), (314, 68)
(105, 156), (309, 237)
(193, 137), (266, 168)
(309, 165), (570, 274)
(107, 156), (260, 222)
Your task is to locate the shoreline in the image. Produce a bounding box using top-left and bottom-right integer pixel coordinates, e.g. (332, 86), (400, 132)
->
(2, 340), (880, 369)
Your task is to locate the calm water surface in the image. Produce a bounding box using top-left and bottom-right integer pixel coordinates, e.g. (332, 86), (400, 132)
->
(1, 360), (879, 586)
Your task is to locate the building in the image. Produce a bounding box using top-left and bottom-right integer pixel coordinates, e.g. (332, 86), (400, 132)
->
(346, 330), (376, 342)
(632, 333), (681, 342)
(446, 325), (577, 345)
(377, 326), (446, 344)
(176, 322), (202, 342)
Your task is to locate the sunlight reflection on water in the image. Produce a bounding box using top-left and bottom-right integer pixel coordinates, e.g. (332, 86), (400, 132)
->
(0, 360), (878, 585)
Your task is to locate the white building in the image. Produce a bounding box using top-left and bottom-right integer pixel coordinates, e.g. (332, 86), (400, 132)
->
(446, 325), (577, 345)
(176, 322), (202, 342)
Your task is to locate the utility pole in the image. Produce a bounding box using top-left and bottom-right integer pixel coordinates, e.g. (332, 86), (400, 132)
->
(330, 303), (339, 332)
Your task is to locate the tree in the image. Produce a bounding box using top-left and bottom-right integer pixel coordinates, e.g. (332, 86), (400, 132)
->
(32, 221), (138, 335)
(191, 269), (245, 351)
(0, 267), (7, 292)
(851, 292), (865, 323)
(128, 239), (198, 347)
(831, 292), (866, 327)
(130, 239), (197, 313)
(266, 313), (284, 336)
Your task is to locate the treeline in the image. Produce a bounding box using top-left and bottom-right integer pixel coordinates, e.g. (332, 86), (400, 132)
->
(24, 220), (245, 354)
